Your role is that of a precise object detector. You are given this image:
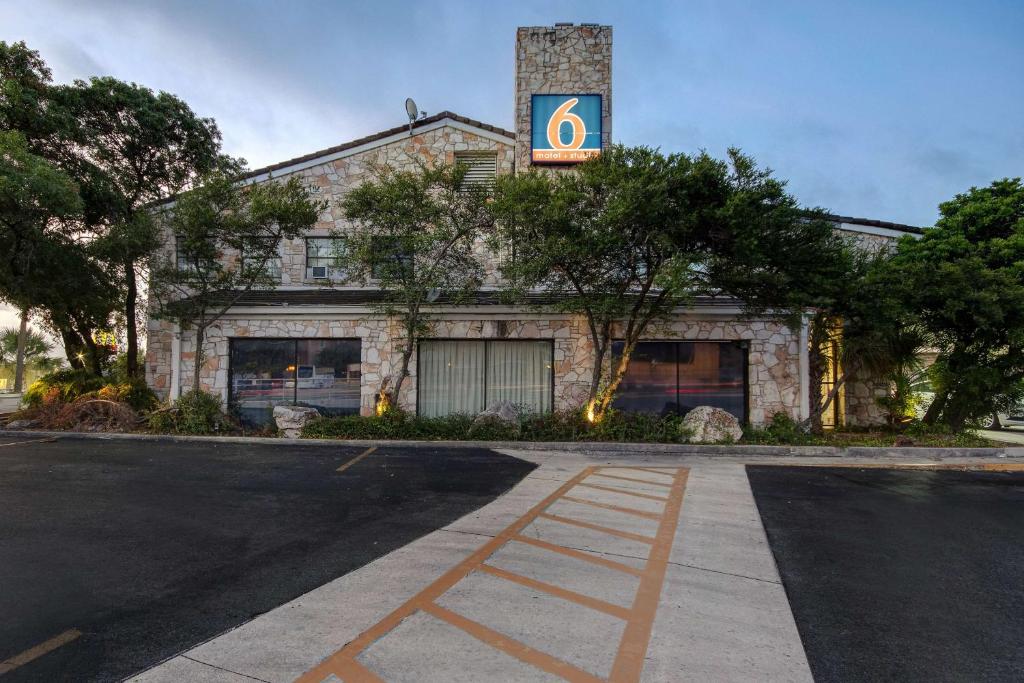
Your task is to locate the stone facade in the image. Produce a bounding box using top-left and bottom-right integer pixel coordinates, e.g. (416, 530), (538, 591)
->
(514, 24), (612, 170)
(158, 311), (801, 424)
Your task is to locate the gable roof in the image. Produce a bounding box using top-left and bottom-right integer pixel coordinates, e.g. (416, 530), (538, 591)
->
(826, 213), (925, 235)
(239, 111), (515, 183)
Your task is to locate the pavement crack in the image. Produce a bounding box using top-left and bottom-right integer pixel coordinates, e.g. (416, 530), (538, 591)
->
(439, 527), (496, 539)
(668, 561), (781, 585)
(181, 655), (274, 682)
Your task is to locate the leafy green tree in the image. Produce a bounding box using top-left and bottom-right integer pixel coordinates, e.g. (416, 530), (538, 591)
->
(491, 145), (850, 422)
(884, 178), (1024, 430)
(338, 162), (491, 409)
(150, 171), (325, 393)
(0, 325), (59, 368)
(57, 76), (226, 379)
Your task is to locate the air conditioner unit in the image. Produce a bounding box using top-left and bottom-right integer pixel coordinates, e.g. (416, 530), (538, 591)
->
(311, 266), (328, 279)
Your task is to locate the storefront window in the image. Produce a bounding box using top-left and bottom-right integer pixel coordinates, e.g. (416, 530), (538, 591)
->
(612, 341), (747, 421)
(229, 339), (361, 426)
(418, 340), (552, 417)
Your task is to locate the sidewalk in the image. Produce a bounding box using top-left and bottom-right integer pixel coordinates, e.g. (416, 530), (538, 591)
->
(132, 451), (812, 682)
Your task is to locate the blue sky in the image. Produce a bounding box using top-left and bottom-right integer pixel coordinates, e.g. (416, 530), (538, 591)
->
(3, 0), (1021, 228)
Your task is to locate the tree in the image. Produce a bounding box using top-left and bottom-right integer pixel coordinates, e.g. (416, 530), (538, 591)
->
(338, 162), (491, 410)
(57, 76), (226, 379)
(150, 171), (325, 393)
(491, 145), (849, 422)
(883, 178), (1024, 431)
(1, 41), (226, 379)
(0, 324), (59, 369)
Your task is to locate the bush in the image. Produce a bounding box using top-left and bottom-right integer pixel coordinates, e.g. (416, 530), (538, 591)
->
(301, 408), (692, 443)
(742, 412), (814, 445)
(23, 369), (106, 407)
(92, 378), (158, 413)
(148, 390), (235, 435)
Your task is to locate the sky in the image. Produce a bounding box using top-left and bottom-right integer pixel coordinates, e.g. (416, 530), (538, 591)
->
(2, 0), (1022, 338)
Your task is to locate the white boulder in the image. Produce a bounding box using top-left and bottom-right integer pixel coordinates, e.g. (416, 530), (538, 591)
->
(681, 406), (743, 444)
(274, 405), (321, 438)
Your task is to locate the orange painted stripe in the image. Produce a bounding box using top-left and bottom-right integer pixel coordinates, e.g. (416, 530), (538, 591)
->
(422, 602), (604, 683)
(294, 467), (599, 682)
(511, 534), (644, 577)
(0, 628), (81, 674)
(592, 472), (673, 488)
(619, 466), (680, 478)
(538, 512), (657, 545)
(610, 468), (689, 682)
(576, 482), (669, 502)
(478, 563), (633, 620)
(561, 495), (662, 520)
(336, 446), (378, 473)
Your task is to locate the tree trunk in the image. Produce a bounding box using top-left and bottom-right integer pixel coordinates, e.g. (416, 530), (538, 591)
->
(806, 322), (827, 433)
(192, 324), (205, 393)
(922, 387), (948, 425)
(13, 308), (28, 393)
(59, 326), (86, 369)
(594, 342), (635, 421)
(125, 264), (139, 378)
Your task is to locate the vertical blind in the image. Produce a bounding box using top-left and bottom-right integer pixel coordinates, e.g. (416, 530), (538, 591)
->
(418, 340), (553, 417)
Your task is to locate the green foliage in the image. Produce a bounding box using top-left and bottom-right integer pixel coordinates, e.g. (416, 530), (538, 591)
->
(148, 389), (233, 435)
(879, 178), (1024, 430)
(300, 408), (691, 443)
(742, 412), (816, 445)
(94, 378), (158, 413)
(149, 170), (325, 392)
(337, 162), (492, 402)
(0, 325), (59, 373)
(23, 368), (106, 406)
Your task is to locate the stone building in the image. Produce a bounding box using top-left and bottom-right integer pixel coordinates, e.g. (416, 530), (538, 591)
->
(145, 24), (923, 428)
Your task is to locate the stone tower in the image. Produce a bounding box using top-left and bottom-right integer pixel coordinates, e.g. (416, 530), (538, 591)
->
(514, 23), (612, 171)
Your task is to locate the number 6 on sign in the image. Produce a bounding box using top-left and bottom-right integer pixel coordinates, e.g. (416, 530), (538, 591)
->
(547, 98), (586, 150)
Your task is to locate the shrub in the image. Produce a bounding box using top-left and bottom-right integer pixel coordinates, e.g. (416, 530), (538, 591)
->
(742, 412), (814, 445)
(23, 369), (106, 407)
(148, 390), (235, 435)
(301, 408), (692, 443)
(93, 378), (159, 413)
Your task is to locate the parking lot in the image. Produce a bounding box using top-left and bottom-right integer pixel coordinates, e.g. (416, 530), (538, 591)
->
(748, 464), (1024, 682)
(0, 436), (534, 682)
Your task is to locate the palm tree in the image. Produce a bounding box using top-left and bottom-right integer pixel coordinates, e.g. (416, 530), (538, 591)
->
(0, 326), (59, 371)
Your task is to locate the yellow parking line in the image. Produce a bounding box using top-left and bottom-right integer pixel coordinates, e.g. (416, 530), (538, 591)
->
(336, 446), (378, 473)
(0, 628), (81, 674)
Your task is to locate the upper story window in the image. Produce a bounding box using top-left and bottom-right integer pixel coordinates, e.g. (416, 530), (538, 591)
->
(306, 237), (346, 279)
(175, 235), (211, 272)
(454, 151), (497, 191)
(370, 236), (413, 280)
(240, 237), (282, 280)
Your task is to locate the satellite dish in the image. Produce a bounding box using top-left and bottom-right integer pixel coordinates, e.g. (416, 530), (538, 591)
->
(405, 97), (419, 134)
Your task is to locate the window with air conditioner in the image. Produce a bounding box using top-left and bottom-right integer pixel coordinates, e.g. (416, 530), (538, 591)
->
(306, 237), (346, 280)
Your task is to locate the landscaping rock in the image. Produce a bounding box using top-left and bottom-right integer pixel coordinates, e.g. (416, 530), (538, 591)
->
(5, 419), (36, 430)
(473, 400), (521, 427)
(274, 405), (321, 438)
(681, 405), (743, 444)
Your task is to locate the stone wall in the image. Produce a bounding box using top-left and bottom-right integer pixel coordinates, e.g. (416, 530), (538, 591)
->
(514, 24), (612, 170)
(161, 311), (801, 425)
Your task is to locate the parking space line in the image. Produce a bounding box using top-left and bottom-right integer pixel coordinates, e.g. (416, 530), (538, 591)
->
(295, 465), (689, 682)
(0, 437), (58, 449)
(336, 446), (378, 473)
(0, 628), (81, 674)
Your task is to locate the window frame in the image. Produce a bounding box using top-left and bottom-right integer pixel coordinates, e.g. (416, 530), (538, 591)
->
(227, 337), (362, 424)
(305, 236), (347, 280)
(415, 338), (555, 417)
(611, 340), (749, 423)
(239, 236), (282, 280)
(369, 235), (414, 280)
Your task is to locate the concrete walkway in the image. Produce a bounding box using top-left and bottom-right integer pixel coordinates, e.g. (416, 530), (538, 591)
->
(979, 428), (1024, 445)
(132, 452), (812, 683)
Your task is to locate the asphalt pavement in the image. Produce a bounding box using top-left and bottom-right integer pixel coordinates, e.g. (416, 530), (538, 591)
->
(748, 465), (1024, 682)
(0, 436), (534, 682)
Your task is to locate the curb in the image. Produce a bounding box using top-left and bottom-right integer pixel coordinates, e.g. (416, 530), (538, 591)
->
(2, 429), (1023, 459)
